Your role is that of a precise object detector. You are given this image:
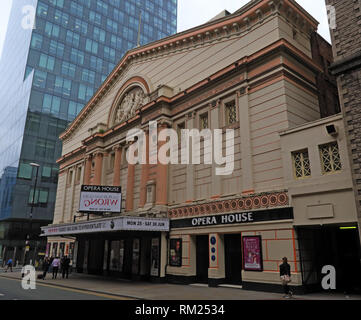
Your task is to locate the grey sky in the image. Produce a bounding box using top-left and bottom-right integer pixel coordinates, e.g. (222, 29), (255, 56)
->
(0, 0), (331, 60)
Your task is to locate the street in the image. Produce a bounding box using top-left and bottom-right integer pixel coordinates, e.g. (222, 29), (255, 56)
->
(0, 276), (131, 300)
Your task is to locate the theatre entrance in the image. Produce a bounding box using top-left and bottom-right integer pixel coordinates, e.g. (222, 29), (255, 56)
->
(196, 235), (209, 283)
(224, 234), (242, 285)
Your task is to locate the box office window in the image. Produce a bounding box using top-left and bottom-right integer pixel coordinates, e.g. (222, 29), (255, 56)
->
(109, 240), (125, 273)
(169, 239), (182, 267)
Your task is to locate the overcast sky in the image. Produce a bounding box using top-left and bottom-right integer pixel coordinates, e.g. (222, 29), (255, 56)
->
(0, 0), (331, 60)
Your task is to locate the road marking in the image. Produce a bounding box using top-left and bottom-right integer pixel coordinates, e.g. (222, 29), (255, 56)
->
(0, 293), (4, 296)
(0, 276), (134, 300)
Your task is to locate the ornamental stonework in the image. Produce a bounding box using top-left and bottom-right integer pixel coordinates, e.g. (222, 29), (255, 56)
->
(168, 192), (289, 219)
(114, 87), (146, 125)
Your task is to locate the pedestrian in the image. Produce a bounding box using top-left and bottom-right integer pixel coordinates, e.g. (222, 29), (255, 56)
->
(5, 258), (13, 272)
(51, 256), (60, 279)
(61, 255), (70, 279)
(42, 257), (50, 280)
(280, 257), (292, 298)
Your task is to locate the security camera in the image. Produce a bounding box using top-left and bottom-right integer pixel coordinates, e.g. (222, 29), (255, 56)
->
(326, 124), (338, 137)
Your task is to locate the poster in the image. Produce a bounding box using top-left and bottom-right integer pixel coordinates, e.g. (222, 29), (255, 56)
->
(150, 238), (160, 276)
(45, 243), (50, 257)
(52, 242), (58, 257)
(169, 239), (182, 267)
(242, 236), (263, 271)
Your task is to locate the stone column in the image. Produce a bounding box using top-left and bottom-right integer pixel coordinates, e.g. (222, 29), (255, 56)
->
(83, 156), (92, 185)
(126, 143), (135, 212)
(186, 113), (195, 202)
(112, 145), (122, 186)
(210, 100), (222, 198)
(156, 123), (169, 206)
(238, 87), (254, 194)
(139, 131), (149, 208)
(93, 152), (103, 185)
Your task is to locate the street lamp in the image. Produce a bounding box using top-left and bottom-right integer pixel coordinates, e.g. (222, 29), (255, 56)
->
(23, 163), (40, 267)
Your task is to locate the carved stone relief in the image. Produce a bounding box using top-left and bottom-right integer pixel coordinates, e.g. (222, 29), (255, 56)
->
(114, 87), (146, 125)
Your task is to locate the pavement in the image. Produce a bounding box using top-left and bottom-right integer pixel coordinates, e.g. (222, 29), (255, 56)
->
(0, 271), (360, 300)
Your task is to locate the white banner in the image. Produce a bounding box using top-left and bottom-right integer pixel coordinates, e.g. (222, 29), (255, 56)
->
(79, 185), (122, 213)
(41, 216), (169, 237)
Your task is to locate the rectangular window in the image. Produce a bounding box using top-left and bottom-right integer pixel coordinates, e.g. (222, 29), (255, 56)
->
(18, 162), (33, 179)
(49, 40), (64, 57)
(44, 22), (59, 37)
(74, 18), (87, 34)
(70, 48), (84, 65)
(200, 113), (209, 130)
(225, 100), (237, 126)
(31, 33), (43, 49)
(54, 9), (69, 26)
(33, 70), (47, 88)
(70, 2), (83, 18)
(43, 94), (60, 114)
(61, 61), (76, 78)
(76, 166), (82, 183)
(319, 142), (342, 174)
(66, 30), (80, 47)
(29, 188), (49, 205)
(292, 149), (311, 179)
(49, 0), (64, 8)
(85, 39), (98, 54)
(39, 54), (55, 71)
(37, 1), (48, 17)
(78, 84), (94, 101)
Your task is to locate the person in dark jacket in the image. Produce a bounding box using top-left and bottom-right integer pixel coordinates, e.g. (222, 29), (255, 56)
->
(280, 257), (292, 298)
(61, 256), (70, 279)
(42, 257), (50, 280)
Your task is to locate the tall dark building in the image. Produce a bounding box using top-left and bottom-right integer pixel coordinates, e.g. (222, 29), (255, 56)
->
(0, 0), (177, 264)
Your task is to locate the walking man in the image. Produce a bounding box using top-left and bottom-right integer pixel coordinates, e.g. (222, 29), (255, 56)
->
(61, 256), (70, 279)
(42, 257), (50, 280)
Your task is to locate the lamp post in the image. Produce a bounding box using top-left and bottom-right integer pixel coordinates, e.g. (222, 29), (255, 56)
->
(23, 163), (40, 267)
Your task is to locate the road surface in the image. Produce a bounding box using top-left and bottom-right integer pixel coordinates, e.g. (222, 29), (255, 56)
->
(0, 276), (129, 300)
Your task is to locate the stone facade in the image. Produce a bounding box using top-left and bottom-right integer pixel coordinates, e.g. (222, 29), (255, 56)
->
(326, 0), (361, 230)
(43, 0), (361, 293)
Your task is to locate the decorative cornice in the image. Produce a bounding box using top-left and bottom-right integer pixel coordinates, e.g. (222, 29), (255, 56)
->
(168, 192), (289, 219)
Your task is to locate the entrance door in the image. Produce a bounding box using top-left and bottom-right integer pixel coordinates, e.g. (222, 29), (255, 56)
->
(224, 234), (242, 285)
(196, 235), (209, 283)
(297, 225), (361, 293)
(87, 239), (104, 275)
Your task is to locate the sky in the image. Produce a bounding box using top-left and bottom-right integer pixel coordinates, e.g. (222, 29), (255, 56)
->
(0, 0), (331, 60)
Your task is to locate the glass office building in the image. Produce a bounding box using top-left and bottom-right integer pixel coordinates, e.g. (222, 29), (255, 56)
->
(0, 0), (177, 264)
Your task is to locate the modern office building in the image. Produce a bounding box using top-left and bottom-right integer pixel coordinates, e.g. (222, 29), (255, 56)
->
(0, 0), (177, 265)
(42, 0), (360, 293)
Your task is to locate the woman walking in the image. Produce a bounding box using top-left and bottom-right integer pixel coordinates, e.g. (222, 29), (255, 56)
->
(51, 257), (60, 279)
(280, 257), (292, 298)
